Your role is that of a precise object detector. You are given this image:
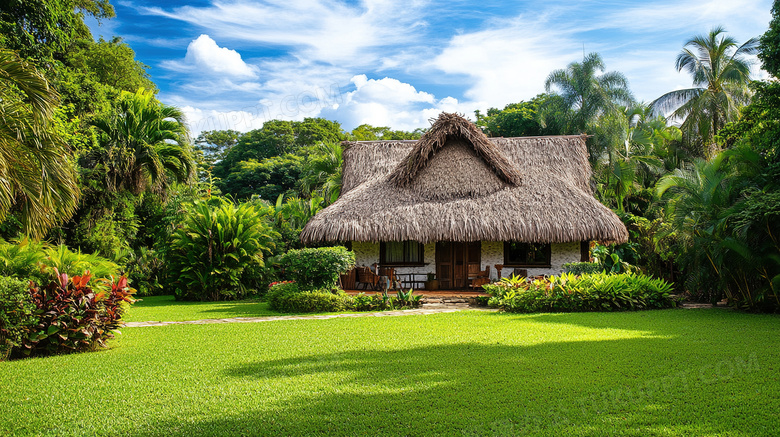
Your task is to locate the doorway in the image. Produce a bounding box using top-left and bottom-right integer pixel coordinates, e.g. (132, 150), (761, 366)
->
(435, 241), (481, 289)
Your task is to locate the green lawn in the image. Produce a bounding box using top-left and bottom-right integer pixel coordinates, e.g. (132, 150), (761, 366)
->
(123, 295), (281, 322)
(2, 308), (779, 436)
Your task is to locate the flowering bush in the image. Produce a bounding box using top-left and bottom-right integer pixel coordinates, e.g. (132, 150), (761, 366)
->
(485, 272), (675, 312)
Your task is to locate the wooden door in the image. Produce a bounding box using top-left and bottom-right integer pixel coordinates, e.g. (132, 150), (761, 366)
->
(436, 241), (454, 289)
(436, 242), (481, 289)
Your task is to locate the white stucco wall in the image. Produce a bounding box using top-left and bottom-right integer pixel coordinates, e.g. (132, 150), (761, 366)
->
(352, 240), (580, 280)
(481, 241), (580, 279)
(352, 241), (436, 276)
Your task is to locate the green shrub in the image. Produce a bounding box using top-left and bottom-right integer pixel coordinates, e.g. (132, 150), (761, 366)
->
(0, 240), (46, 282)
(487, 272), (675, 313)
(40, 245), (120, 284)
(279, 246), (355, 290)
(166, 200), (277, 301)
(473, 295), (490, 307)
(266, 282), (352, 313)
(562, 262), (603, 275)
(394, 288), (423, 309)
(0, 276), (37, 360)
(591, 243), (637, 273)
(23, 272), (135, 356)
(280, 290), (353, 313)
(0, 240), (119, 286)
(265, 281), (299, 310)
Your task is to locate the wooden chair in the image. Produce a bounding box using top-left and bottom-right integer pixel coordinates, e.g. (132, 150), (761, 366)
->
(356, 266), (380, 290)
(378, 266), (399, 290)
(494, 264), (504, 280)
(468, 265), (491, 289)
(339, 268), (357, 290)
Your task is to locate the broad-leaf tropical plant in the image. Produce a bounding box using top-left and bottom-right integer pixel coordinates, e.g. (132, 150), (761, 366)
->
(166, 199), (277, 301)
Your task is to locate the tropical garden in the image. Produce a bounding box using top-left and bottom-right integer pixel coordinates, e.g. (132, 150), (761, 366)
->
(0, 0), (779, 435)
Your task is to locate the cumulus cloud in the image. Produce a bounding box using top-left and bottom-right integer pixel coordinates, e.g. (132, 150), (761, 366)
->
(162, 34), (258, 79)
(133, 0), (772, 133)
(320, 75), (476, 131)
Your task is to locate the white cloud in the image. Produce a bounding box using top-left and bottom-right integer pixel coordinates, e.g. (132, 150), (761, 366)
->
(163, 34), (258, 79)
(348, 75), (435, 105)
(320, 75), (476, 131)
(603, 0), (771, 35)
(133, 0), (774, 134)
(430, 0), (772, 110)
(142, 0), (429, 65)
(431, 14), (581, 108)
(181, 106), (268, 137)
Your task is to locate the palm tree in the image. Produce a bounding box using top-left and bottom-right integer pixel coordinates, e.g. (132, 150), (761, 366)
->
(90, 88), (195, 195)
(298, 142), (343, 204)
(543, 52), (635, 134)
(0, 49), (80, 238)
(655, 155), (741, 300)
(542, 53), (634, 167)
(651, 27), (758, 157)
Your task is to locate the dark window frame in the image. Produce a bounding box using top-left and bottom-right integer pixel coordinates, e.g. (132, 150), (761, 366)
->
(379, 241), (425, 266)
(503, 242), (552, 268)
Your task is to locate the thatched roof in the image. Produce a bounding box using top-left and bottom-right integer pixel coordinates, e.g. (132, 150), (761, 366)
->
(301, 112), (628, 244)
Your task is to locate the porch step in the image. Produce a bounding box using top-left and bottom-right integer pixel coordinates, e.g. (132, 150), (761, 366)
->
(420, 303), (472, 310)
(420, 297), (478, 310)
(422, 297), (472, 304)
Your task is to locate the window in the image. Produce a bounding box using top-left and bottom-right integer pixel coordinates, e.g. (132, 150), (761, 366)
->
(380, 241), (424, 265)
(504, 242), (551, 267)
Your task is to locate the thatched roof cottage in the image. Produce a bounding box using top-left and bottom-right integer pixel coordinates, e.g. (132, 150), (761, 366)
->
(301, 113), (627, 288)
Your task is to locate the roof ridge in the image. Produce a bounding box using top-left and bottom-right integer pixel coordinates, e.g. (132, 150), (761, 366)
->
(388, 112), (522, 187)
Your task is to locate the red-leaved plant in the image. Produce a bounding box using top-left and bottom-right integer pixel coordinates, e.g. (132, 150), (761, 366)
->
(22, 269), (135, 355)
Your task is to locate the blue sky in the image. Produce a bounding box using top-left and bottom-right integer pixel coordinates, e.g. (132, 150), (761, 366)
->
(87, 0), (773, 135)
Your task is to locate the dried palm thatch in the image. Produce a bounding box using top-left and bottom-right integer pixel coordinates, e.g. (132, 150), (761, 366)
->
(389, 112), (522, 188)
(302, 113), (627, 244)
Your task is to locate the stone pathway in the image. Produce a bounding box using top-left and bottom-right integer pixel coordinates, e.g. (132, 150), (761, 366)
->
(679, 302), (726, 309)
(125, 306), (494, 328)
(125, 301), (719, 328)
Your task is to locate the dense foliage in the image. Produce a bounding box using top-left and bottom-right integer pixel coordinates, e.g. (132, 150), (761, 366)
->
(266, 281), (422, 313)
(0, 276), (36, 359)
(561, 262), (603, 275)
(266, 282), (353, 313)
(0, 239), (119, 285)
(279, 246), (355, 290)
(0, 49), (80, 237)
(484, 273), (675, 313)
(166, 200), (277, 301)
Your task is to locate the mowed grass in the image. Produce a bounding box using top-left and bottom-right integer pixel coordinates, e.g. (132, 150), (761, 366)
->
(123, 295), (281, 322)
(2, 309), (779, 436)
